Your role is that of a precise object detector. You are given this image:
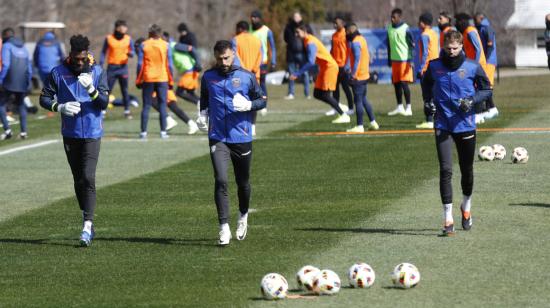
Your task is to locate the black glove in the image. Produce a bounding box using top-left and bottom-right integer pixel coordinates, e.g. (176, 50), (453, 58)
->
(136, 83), (142, 90)
(424, 100), (436, 116)
(416, 72), (422, 80)
(458, 97), (474, 112)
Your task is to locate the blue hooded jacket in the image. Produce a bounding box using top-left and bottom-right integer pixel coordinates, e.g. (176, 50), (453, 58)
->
(422, 52), (492, 133)
(0, 37), (32, 92)
(34, 32), (64, 74)
(476, 19), (497, 65)
(200, 65), (266, 143)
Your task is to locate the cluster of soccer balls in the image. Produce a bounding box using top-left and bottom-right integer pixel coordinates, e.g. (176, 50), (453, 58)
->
(260, 262), (420, 300)
(478, 144), (529, 163)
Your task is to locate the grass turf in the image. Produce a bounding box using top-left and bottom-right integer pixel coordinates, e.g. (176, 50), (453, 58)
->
(0, 75), (549, 307)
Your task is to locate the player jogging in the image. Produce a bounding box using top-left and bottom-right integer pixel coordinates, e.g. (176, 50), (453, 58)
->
(196, 40), (266, 246)
(39, 35), (109, 246)
(421, 30), (492, 236)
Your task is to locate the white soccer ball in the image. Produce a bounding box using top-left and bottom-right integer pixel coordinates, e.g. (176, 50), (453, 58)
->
(512, 147), (529, 164)
(296, 265), (321, 292)
(348, 262), (376, 288)
(492, 144), (506, 160)
(260, 273), (288, 300)
(312, 269), (341, 295)
(478, 145), (495, 161)
(391, 263), (421, 289)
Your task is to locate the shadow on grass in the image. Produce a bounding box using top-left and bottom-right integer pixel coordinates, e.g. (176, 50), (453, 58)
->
(0, 238), (78, 247)
(509, 203), (550, 208)
(97, 237), (219, 247)
(295, 227), (438, 236)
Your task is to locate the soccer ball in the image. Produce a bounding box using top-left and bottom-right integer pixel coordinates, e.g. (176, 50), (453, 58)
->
(478, 145), (495, 161)
(260, 273), (288, 300)
(512, 147), (529, 164)
(391, 263), (420, 289)
(492, 144), (506, 160)
(312, 269), (341, 295)
(348, 262), (376, 288)
(296, 265), (321, 292)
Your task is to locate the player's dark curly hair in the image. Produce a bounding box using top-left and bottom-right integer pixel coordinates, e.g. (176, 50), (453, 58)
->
(213, 40), (232, 54)
(70, 34), (90, 52)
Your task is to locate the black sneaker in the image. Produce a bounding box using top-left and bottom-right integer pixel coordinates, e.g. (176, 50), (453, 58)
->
(461, 208), (472, 231)
(442, 224), (455, 237)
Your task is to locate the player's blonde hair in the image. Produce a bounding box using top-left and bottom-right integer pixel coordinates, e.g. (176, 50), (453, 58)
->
(443, 30), (463, 45)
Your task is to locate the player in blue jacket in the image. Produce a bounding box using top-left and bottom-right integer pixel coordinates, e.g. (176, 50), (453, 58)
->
(421, 30), (492, 236)
(34, 31), (65, 85)
(39, 35), (109, 247)
(0, 28), (32, 140)
(196, 40), (266, 246)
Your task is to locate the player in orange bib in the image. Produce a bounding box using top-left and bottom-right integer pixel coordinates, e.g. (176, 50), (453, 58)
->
(290, 24), (350, 124)
(329, 16), (353, 116)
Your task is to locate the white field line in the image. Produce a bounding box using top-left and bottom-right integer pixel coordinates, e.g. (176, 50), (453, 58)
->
(0, 139), (59, 157)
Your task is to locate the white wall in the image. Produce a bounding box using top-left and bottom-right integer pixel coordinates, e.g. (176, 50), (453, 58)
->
(515, 29), (548, 67)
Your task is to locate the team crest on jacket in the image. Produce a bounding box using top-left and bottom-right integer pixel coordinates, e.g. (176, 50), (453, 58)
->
(458, 69), (466, 79)
(231, 77), (241, 88)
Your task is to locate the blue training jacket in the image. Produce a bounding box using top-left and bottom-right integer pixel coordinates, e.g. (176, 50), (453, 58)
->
(477, 19), (497, 65)
(0, 37), (32, 93)
(200, 65), (266, 143)
(421, 53), (492, 133)
(39, 61), (109, 139)
(33, 32), (64, 74)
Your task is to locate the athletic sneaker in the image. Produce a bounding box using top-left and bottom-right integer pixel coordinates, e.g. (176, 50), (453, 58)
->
(388, 104), (406, 116)
(251, 124), (256, 136)
(0, 129), (13, 140)
(187, 120), (199, 135)
(415, 121), (434, 129)
(345, 109), (355, 116)
(441, 223), (455, 237)
(166, 116), (178, 131)
(404, 105), (413, 116)
(325, 108), (337, 116)
(260, 108), (267, 116)
(461, 208), (472, 231)
(236, 215), (248, 241)
(19, 132), (27, 139)
(485, 107), (499, 120)
(475, 113), (485, 124)
(160, 131), (170, 139)
(6, 115), (16, 123)
(124, 111), (133, 120)
(346, 125), (364, 133)
(306, 96), (312, 100)
(331, 113), (351, 124)
(369, 120), (380, 130)
(219, 227), (232, 246)
(79, 227), (95, 247)
(139, 132), (148, 140)
(283, 94), (295, 100)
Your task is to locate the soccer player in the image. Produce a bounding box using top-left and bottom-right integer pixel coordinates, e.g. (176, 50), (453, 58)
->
(136, 24), (174, 139)
(438, 11), (454, 48)
(195, 40), (266, 245)
(34, 31), (64, 85)
(455, 13), (487, 125)
(232, 20), (262, 136)
(290, 24), (350, 124)
(421, 30), (492, 236)
(173, 23), (202, 106)
(546, 14), (550, 70)
(475, 13), (499, 120)
(345, 23), (379, 133)
(416, 12), (440, 129)
(250, 10), (275, 116)
(387, 8), (414, 117)
(39, 35), (109, 246)
(100, 20), (134, 119)
(328, 16), (353, 116)
(283, 12), (311, 100)
(0, 28), (32, 140)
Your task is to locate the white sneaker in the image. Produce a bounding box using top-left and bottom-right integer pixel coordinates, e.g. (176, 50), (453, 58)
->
(6, 115), (16, 123)
(404, 105), (412, 116)
(236, 214), (248, 241)
(260, 108), (267, 116)
(475, 113), (485, 124)
(325, 109), (337, 116)
(485, 107), (499, 120)
(160, 131), (170, 139)
(331, 113), (351, 124)
(251, 124), (256, 136)
(388, 104), (406, 116)
(139, 132), (147, 140)
(283, 94), (295, 100)
(166, 116), (178, 131)
(218, 225), (231, 246)
(369, 120), (380, 130)
(339, 104), (349, 113)
(187, 120), (198, 135)
(415, 121), (434, 129)
(345, 109), (355, 116)
(346, 125), (364, 133)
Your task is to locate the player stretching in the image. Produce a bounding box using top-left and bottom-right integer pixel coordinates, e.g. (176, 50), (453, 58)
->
(196, 40), (266, 246)
(421, 30), (492, 236)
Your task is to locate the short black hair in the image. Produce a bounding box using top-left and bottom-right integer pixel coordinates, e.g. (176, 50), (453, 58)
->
(114, 19), (126, 28)
(297, 23), (309, 32)
(70, 34), (90, 53)
(419, 12), (433, 25)
(213, 40), (232, 54)
(177, 22), (188, 33)
(148, 24), (162, 36)
(1, 27), (14, 39)
(236, 21), (249, 32)
(333, 16), (344, 22)
(163, 31), (170, 39)
(455, 12), (471, 22)
(391, 8), (402, 16)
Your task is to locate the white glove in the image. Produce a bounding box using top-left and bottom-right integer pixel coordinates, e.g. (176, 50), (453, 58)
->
(58, 101), (81, 117)
(78, 73), (95, 94)
(196, 109), (208, 132)
(232, 93), (252, 112)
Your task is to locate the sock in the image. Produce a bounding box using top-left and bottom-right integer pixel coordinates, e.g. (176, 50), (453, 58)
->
(462, 195), (472, 216)
(220, 223), (230, 232)
(239, 212), (248, 222)
(83, 220), (93, 233)
(443, 203), (453, 225)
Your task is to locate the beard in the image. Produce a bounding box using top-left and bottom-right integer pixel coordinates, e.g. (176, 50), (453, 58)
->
(251, 21), (262, 30)
(68, 58), (91, 75)
(114, 30), (125, 40)
(438, 23), (450, 31)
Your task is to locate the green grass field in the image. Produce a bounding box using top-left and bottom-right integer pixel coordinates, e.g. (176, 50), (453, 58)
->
(0, 75), (549, 307)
